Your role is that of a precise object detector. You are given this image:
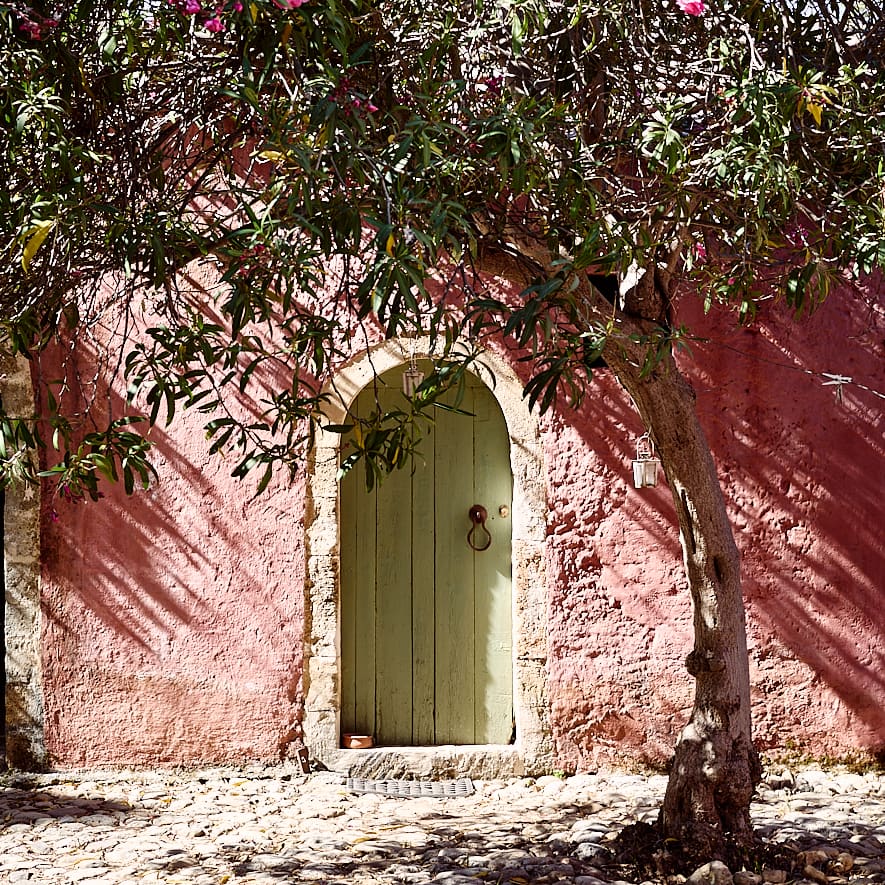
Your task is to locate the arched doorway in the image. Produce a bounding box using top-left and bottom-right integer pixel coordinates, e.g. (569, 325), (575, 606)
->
(304, 340), (553, 776)
(339, 365), (513, 746)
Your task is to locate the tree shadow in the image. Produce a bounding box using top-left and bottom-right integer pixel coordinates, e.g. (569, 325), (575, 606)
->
(140, 796), (611, 883)
(112, 784), (884, 884)
(0, 779), (132, 832)
(537, 279), (884, 766)
(34, 322), (307, 765)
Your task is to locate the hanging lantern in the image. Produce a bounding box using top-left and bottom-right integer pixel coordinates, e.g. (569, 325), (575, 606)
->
(632, 432), (661, 488)
(402, 344), (424, 398)
(402, 367), (424, 397)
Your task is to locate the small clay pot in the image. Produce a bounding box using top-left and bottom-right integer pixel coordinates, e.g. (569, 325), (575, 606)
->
(342, 733), (374, 750)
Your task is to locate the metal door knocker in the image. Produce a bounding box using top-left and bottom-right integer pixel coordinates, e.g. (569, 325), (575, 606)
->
(467, 504), (492, 551)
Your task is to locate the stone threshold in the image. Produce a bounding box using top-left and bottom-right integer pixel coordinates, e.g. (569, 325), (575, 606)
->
(321, 744), (527, 780)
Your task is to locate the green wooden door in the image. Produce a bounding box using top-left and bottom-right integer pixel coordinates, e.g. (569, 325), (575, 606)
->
(340, 366), (513, 746)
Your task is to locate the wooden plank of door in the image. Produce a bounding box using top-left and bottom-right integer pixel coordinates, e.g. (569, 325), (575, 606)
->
(339, 461), (358, 734)
(347, 385), (380, 738)
(411, 371), (436, 744)
(433, 380), (477, 744)
(471, 376), (514, 744)
(373, 383), (416, 745)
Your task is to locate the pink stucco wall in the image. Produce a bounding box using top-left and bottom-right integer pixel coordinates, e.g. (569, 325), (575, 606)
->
(37, 321), (308, 765)
(543, 280), (884, 769)
(35, 276), (883, 767)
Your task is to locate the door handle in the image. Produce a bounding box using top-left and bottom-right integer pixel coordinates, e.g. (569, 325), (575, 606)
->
(467, 504), (492, 551)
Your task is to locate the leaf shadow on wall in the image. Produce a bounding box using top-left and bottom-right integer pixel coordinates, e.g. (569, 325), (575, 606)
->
(35, 331), (307, 761)
(539, 282), (884, 756)
(683, 289), (883, 749)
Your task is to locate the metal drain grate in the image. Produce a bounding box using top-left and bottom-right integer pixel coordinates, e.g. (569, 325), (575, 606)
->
(342, 776), (475, 798)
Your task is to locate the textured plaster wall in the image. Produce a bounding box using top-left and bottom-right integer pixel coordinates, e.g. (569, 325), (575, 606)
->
(693, 288), (884, 757)
(39, 423), (306, 766)
(30, 275), (883, 769)
(35, 280), (307, 767)
(542, 375), (694, 771)
(541, 281), (884, 770)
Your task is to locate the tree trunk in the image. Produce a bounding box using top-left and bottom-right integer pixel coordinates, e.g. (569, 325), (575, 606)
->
(477, 245), (761, 858)
(606, 340), (761, 859)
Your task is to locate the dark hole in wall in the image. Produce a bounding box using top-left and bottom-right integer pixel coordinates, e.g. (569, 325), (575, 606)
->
(588, 274), (618, 305)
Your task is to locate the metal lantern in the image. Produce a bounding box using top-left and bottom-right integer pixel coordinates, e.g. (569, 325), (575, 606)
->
(403, 338), (424, 399)
(402, 349), (424, 398)
(632, 432), (661, 488)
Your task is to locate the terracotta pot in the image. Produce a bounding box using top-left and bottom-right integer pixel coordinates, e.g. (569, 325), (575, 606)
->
(342, 733), (374, 750)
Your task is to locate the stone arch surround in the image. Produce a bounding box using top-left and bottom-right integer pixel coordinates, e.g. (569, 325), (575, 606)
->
(2, 353), (45, 769)
(303, 340), (554, 777)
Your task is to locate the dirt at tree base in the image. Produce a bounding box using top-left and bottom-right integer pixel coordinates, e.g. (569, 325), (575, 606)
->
(594, 822), (881, 885)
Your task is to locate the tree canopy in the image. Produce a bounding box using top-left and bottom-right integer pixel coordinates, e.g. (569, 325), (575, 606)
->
(1, 0), (883, 858)
(1, 0), (882, 493)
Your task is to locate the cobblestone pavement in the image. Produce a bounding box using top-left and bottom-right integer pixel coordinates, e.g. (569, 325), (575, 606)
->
(0, 765), (882, 885)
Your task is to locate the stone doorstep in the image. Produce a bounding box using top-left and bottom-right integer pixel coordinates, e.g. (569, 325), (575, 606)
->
(320, 744), (526, 780)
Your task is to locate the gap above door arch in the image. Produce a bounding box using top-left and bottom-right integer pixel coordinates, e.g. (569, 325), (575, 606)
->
(303, 340), (553, 778)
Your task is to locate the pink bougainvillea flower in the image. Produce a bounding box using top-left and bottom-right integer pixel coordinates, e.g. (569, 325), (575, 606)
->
(184, 0), (201, 12)
(19, 19), (43, 38)
(204, 15), (224, 31)
(480, 75), (503, 97)
(676, 0), (706, 14)
(366, 102), (379, 113)
(273, 0), (307, 8)
(233, 0), (243, 9)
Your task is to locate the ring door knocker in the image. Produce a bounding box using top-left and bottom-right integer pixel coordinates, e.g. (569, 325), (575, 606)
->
(467, 504), (492, 551)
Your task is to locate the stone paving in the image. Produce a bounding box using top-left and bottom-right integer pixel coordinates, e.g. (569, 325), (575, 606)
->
(0, 765), (882, 885)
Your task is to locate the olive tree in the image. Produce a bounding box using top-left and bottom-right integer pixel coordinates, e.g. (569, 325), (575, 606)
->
(1, 0), (883, 858)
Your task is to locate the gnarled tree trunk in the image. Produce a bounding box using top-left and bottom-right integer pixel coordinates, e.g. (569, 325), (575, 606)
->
(609, 344), (761, 858)
(597, 268), (762, 859)
(479, 244), (761, 859)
